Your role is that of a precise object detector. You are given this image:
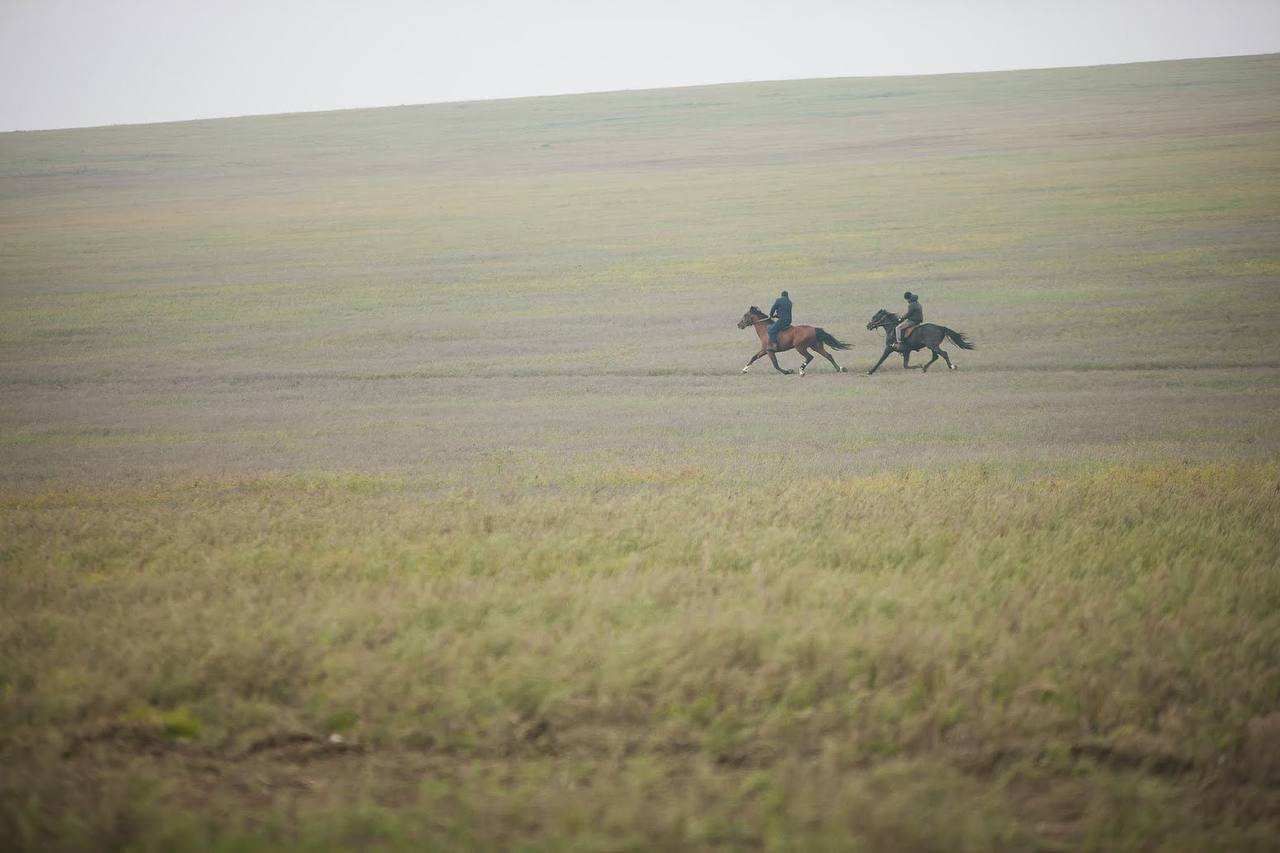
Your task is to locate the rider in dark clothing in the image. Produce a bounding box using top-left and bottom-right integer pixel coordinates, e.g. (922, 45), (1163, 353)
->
(893, 291), (922, 348)
(767, 291), (792, 351)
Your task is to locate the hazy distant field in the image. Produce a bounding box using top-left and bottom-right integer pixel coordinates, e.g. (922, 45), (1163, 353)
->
(2, 55), (1279, 850)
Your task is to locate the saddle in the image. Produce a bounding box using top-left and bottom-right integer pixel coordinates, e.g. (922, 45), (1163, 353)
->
(901, 323), (921, 338)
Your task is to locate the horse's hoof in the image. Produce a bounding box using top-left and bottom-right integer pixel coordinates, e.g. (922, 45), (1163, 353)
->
(840, 367), (848, 373)
(741, 367), (750, 373)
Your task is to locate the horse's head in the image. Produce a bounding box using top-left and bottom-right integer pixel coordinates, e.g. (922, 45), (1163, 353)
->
(738, 306), (767, 329)
(866, 309), (897, 331)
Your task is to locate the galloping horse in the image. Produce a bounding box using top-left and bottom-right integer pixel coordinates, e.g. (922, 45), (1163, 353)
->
(738, 307), (850, 375)
(864, 309), (975, 375)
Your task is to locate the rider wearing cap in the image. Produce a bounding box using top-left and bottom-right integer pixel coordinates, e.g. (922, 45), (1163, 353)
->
(893, 291), (922, 349)
(767, 290), (792, 352)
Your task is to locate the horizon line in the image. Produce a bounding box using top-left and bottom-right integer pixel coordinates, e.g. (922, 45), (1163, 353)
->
(5, 50), (1276, 136)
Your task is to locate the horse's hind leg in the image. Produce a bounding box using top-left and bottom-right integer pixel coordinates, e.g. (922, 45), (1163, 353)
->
(813, 343), (845, 373)
(921, 348), (941, 373)
(938, 348), (955, 370)
(795, 346), (815, 375)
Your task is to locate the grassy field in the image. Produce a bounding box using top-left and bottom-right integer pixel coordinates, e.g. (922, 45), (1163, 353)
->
(2, 54), (1279, 849)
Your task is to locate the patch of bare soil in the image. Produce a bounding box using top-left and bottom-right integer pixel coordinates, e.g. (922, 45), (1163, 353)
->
(6, 718), (1280, 850)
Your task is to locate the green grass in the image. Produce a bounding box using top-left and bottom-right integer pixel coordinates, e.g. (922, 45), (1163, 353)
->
(2, 462), (1279, 849)
(2, 54), (1279, 849)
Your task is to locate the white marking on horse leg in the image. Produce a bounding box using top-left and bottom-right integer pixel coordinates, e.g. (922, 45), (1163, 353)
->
(742, 364), (751, 372)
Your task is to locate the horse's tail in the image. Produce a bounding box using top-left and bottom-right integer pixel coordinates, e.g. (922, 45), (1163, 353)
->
(943, 328), (975, 350)
(815, 328), (851, 350)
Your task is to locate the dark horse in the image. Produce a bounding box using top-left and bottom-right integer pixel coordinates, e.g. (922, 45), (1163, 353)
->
(738, 307), (850, 375)
(864, 309), (975, 375)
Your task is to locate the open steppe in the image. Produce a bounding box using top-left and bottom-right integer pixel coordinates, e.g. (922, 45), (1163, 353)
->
(2, 54), (1279, 849)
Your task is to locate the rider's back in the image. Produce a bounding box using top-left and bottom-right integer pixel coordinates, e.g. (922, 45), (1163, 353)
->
(771, 295), (792, 325)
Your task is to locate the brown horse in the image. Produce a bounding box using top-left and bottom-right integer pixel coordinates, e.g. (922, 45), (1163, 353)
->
(737, 307), (850, 375)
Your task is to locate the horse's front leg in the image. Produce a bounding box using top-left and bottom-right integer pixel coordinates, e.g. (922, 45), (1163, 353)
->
(867, 346), (894, 376)
(742, 349), (768, 372)
(769, 352), (793, 375)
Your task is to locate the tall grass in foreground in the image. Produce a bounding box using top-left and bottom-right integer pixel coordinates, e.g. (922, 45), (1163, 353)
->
(2, 461), (1279, 850)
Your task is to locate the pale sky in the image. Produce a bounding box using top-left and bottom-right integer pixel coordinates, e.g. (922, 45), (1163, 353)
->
(2, 0), (1278, 132)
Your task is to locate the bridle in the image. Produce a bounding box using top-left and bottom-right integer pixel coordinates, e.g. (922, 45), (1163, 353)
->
(867, 312), (895, 331)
